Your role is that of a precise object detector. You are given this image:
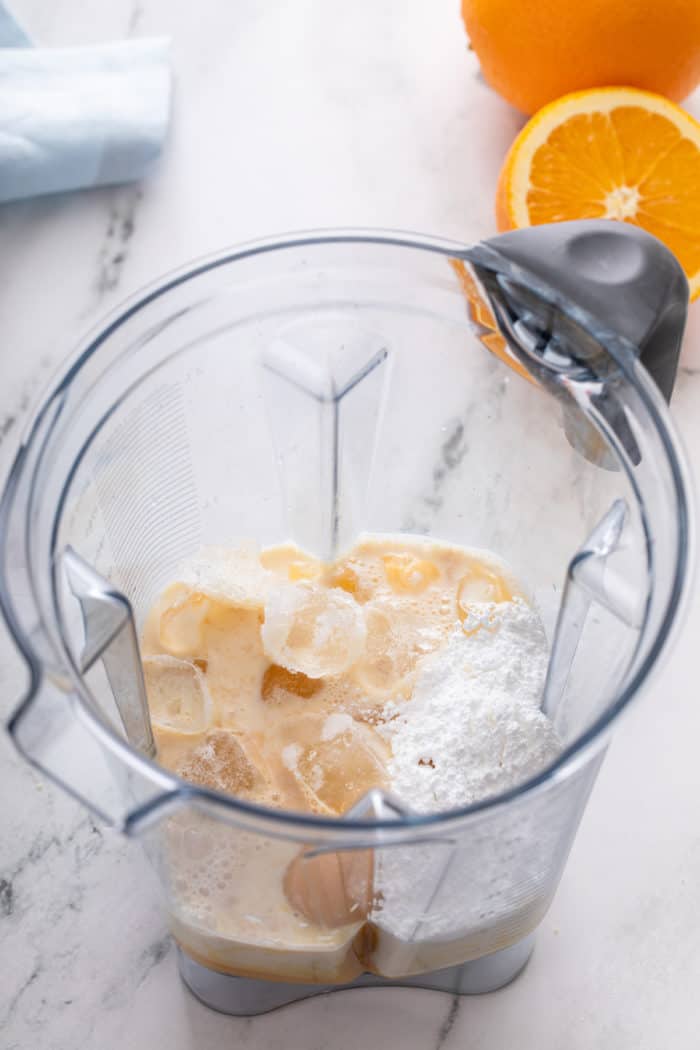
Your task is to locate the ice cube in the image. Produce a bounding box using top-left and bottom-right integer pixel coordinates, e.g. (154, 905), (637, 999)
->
(352, 602), (442, 697)
(179, 543), (271, 609)
(177, 730), (268, 797)
(261, 581), (366, 678)
(267, 713), (388, 815)
(159, 588), (211, 658)
(158, 583), (263, 668)
(382, 552), (440, 594)
(456, 562), (511, 615)
(143, 654), (212, 734)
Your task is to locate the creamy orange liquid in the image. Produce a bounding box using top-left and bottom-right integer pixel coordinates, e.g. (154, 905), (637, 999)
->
(141, 534), (525, 981)
(143, 535), (519, 812)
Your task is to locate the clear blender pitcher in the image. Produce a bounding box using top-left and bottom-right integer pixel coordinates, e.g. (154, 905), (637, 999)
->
(0, 221), (692, 1014)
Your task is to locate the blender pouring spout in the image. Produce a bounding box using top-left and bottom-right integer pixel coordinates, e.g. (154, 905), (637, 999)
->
(460, 220), (690, 726)
(461, 218), (688, 465)
(462, 219), (688, 400)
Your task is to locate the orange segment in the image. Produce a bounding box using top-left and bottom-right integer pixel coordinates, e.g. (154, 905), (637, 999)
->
(449, 258), (533, 383)
(496, 87), (700, 299)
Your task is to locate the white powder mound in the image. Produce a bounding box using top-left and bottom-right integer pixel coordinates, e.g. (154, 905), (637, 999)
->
(381, 598), (560, 813)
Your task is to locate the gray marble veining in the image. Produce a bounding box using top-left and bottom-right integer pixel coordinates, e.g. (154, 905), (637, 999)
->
(95, 187), (143, 297)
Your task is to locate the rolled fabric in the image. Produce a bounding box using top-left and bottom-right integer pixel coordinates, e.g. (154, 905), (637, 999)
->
(0, 36), (172, 203)
(0, 1), (31, 47)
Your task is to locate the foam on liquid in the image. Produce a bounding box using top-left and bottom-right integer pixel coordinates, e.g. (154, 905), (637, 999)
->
(141, 533), (558, 980)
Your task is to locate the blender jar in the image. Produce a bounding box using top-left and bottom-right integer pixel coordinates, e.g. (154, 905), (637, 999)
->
(0, 225), (691, 1009)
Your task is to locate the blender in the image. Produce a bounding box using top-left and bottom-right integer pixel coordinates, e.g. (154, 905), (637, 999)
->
(0, 219), (691, 1014)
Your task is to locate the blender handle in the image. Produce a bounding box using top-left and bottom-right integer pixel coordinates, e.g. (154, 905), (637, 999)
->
(6, 670), (177, 829)
(1, 435), (170, 828)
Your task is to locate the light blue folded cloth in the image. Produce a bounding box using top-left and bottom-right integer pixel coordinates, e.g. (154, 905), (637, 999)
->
(0, 0), (29, 46)
(0, 3), (171, 203)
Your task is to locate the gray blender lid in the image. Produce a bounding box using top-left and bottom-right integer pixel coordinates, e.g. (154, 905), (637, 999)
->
(468, 219), (688, 402)
(462, 220), (690, 720)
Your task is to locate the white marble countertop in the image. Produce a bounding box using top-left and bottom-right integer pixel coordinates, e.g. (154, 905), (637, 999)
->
(1, 2), (700, 1047)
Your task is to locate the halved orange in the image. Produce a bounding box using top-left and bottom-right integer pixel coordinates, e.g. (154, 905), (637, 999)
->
(496, 87), (700, 299)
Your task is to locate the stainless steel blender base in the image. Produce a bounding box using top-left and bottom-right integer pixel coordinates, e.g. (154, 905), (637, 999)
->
(177, 934), (535, 1015)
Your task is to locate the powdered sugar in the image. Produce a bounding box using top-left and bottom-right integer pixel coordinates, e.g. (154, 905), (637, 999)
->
(382, 598), (560, 813)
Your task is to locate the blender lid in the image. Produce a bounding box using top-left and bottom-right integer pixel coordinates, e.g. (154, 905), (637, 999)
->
(464, 218), (688, 402)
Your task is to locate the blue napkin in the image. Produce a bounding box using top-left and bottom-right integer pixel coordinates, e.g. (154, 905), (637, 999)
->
(0, 3), (171, 203)
(0, 0), (28, 46)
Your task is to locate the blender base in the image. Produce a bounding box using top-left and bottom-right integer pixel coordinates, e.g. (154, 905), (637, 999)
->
(177, 934), (535, 1015)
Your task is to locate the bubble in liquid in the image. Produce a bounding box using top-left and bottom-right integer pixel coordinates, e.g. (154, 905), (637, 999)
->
(261, 582), (366, 678)
(382, 552), (440, 594)
(457, 563), (512, 625)
(183, 827), (214, 861)
(143, 655), (212, 734)
(324, 553), (382, 604)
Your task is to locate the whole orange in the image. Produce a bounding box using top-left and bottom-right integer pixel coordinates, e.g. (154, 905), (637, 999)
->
(461, 0), (700, 115)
